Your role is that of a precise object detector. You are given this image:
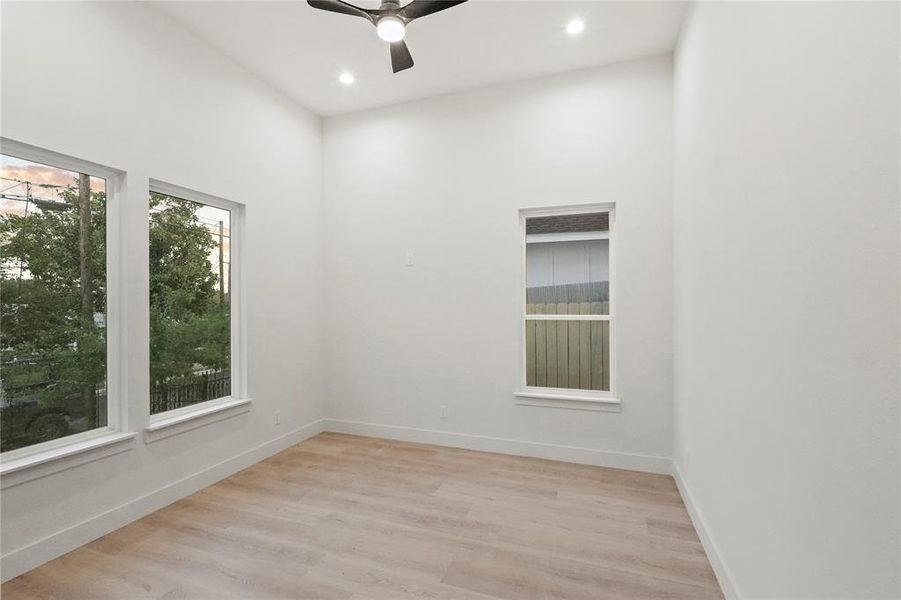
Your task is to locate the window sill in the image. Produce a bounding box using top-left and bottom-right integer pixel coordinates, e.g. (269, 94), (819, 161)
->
(514, 390), (621, 412)
(0, 431), (137, 490)
(144, 397), (252, 444)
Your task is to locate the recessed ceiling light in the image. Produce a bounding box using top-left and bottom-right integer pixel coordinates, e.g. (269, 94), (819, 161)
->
(566, 19), (585, 36)
(338, 71), (355, 86)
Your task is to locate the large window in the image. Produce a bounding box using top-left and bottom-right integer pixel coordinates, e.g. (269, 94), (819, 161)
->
(522, 208), (613, 395)
(0, 152), (110, 453)
(149, 186), (234, 415)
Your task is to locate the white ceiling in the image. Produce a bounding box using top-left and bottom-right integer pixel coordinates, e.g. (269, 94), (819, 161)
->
(154, 0), (687, 116)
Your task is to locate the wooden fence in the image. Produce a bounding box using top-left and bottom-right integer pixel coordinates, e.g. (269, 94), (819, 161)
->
(526, 281), (608, 305)
(150, 370), (231, 414)
(526, 301), (610, 391)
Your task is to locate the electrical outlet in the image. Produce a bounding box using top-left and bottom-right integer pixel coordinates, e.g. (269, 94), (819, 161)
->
(274, 410), (281, 426)
(406, 254), (414, 267)
(440, 405), (448, 419)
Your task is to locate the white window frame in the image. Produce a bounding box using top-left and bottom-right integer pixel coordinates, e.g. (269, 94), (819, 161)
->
(514, 203), (620, 412)
(0, 138), (135, 487)
(145, 180), (248, 439)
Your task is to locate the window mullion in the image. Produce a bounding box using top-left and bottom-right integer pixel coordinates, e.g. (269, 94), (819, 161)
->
(524, 314), (611, 321)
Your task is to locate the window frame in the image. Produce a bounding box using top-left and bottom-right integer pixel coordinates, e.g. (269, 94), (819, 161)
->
(146, 179), (247, 426)
(515, 203), (620, 411)
(0, 138), (129, 463)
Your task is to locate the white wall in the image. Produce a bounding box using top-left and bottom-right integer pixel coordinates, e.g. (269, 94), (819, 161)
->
(322, 55), (674, 468)
(673, 3), (900, 598)
(0, 1), (323, 579)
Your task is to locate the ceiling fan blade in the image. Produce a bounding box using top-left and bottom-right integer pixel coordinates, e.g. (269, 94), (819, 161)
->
(399, 0), (467, 21)
(307, 0), (374, 21)
(390, 40), (414, 73)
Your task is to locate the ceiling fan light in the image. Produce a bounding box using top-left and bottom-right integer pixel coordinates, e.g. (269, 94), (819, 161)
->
(377, 16), (406, 43)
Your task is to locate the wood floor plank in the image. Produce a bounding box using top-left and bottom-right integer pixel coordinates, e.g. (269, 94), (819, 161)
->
(2, 433), (722, 599)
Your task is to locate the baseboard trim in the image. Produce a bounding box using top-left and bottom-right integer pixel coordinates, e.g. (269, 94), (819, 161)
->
(0, 418), (324, 583)
(322, 419), (672, 474)
(672, 461), (741, 599)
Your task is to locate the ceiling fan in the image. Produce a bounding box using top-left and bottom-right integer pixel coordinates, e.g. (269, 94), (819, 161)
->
(307, 0), (468, 73)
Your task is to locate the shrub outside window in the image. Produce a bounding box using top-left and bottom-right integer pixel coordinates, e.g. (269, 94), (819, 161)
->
(148, 187), (235, 415)
(0, 152), (111, 454)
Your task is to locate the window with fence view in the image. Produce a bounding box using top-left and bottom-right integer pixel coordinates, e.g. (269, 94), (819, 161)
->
(525, 211), (611, 392)
(0, 153), (108, 453)
(149, 190), (231, 415)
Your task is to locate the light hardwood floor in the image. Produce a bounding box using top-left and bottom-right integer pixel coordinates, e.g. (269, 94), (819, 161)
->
(2, 433), (723, 599)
